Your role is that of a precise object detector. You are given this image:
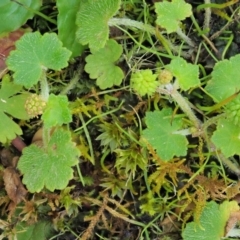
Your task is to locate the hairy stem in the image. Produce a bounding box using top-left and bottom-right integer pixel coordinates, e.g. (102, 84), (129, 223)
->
(157, 84), (240, 176)
(40, 70), (49, 101)
(157, 84), (202, 129)
(60, 65), (83, 95)
(204, 0), (211, 34)
(176, 27), (196, 47)
(108, 18), (155, 35)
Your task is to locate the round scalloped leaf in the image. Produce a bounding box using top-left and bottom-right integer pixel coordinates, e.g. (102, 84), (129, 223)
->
(211, 118), (240, 157)
(6, 32), (71, 88)
(76, 0), (121, 51)
(166, 57), (199, 91)
(17, 128), (80, 193)
(142, 108), (188, 160)
(205, 54), (240, 102)
(0, 76), (30, 143)
(182, 201), (239, 240)
(0, 0), (42, 34)
(155, 0), (192, 34)
(15, 220), (53, 240)
(42, 94), (72, 128)
(85, 39), (124, 89)
(57, 0), (85, 57)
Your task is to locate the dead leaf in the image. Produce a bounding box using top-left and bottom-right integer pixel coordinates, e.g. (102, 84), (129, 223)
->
(3, 167), (27, 204)
(0, 29), (27, 72)
(225, 210), (240, 236)
(0, 148), (14, 167)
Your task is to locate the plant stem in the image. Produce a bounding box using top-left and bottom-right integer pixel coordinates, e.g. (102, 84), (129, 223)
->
(76, 164), (85, 186)
(204, 0), (211, 34)
(155, 27), (173, 56)
(176, 27), (196, 47)
(157, 84), (202, 129)
(78, 112), (95, 165)
(108, 18), (155, 35)
(40, 70), (49, 101)
(157, 84), (240, 176)
(109, 18), (193, 58)
(60, 66), (83, 95)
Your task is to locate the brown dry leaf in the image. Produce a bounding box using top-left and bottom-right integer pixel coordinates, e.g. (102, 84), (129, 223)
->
(3, 167), (27, 204)
(0, 29), (27, 72)
(225, 210), (240, 236)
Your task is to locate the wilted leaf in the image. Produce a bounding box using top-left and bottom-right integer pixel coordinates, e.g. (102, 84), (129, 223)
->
(0, 29), (26, 71)
(3, 167), (27, 204)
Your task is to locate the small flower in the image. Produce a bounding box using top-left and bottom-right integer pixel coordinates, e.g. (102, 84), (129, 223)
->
(158, 69), (173, 84)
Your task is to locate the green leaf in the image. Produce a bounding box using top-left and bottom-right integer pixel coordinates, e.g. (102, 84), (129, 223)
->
(0, 0), (41, 34)
(166, 57), (199, 91)
(182, 201), (239, 240)
(6, 32), (71, 88)
(142, 108), (188, 160)
(18, 128), (80, 193)
(57, 0), (85, 57)
(76, 0), (121, 51)
(155, 0), (192, 34)
(205, 54), (240, 102)
(0, 76), (30, 143)
(211, 118), (240, 157)
(15, 220), (53, 240)
(85, 39), (124, 89)
(42, 94), (72, 128)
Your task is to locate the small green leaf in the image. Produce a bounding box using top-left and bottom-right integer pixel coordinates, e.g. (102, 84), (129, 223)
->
(6, 32), (71, 88)
(42, 94), (72, 128)
(155, 0), (192, 33)
(0, 0), (42, 34)
(76, 0), (121, 51)
(166, 57), (199, 91)
(142, 108), (188, 160)
(0, 76), (30, 143)
(57, 0), (85, 57)
(15, 220), (53, 240)
(18, 128), (80, 193)
(85, 39), (124, 89)
(205, 54), (240, 102)
(211, 118), (240, 157)
(182, 201), (239, 240)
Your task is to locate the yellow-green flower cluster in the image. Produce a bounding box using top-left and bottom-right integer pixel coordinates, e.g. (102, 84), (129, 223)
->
(130, 69), (159, 96)
(25, 94), (46, 118)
